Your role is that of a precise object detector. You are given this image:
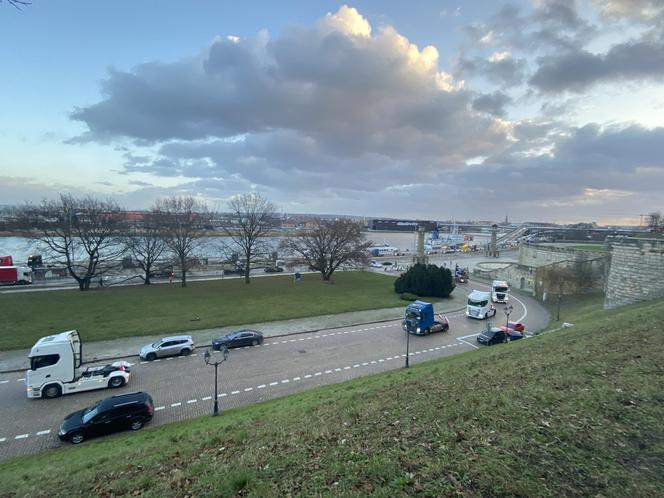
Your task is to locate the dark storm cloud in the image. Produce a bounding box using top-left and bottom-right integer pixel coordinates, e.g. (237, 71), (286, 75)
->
(530, 37), (664, 93)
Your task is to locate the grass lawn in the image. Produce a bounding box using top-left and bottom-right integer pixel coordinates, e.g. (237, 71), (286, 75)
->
(0, 272), (407, 350)
(1, 297), (662, 497)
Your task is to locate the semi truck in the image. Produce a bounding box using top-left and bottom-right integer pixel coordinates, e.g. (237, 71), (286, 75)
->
(491, 280), (510, 303)
(0, 266), (32, 285)
(466, 290), (496, 319)
(26, 330), (131, 399)
(402, 300), (450, 336)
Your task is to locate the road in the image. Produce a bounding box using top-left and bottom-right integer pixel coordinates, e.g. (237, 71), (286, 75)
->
(0, 291), (548, 460)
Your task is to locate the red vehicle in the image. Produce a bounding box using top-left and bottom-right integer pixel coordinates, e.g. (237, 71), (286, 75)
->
(0, 266), (33, 285)
(0, 255), (13, 266)
(500, 321), (525, 333)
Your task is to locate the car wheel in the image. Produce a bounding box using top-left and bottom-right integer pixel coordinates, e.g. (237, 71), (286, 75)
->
(108, 377), (125, 388)
(130, 418), (144, 431)
(70, 432), (85, 444)
(43, 384), (62, 399)
(180, 348), (191, 356)
(251, 339), (258, 346)
(146, 353), (157, 361)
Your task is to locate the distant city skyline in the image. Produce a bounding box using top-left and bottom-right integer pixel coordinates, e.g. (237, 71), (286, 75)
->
(1, 1), (663, 225)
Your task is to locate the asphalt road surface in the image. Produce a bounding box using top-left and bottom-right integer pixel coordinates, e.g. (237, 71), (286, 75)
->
(0, 292), (547, 460)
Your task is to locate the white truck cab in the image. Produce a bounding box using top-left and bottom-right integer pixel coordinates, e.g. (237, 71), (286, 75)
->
(491, 280), (510, 303)
(26, 330), (130, 399)
(466, 290), (497, 320)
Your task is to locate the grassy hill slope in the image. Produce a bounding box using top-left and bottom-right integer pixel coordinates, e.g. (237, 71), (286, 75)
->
(1, 298), (662, 497)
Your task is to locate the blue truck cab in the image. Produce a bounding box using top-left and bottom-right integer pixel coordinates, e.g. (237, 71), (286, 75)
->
(402, 300), (450, 336)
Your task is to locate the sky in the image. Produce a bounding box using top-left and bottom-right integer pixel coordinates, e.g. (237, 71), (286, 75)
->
(0, 0), (663, 225)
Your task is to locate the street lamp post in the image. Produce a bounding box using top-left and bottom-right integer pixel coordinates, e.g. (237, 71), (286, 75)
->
(556, 294), (562, 321)
(503, 304), (514, 343)
(203, 347), (229, 416)
(405, 329), (411, 368)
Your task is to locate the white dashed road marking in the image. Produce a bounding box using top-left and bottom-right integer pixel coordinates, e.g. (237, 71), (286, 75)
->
(15, 434), (29, 440)
(36, 430), (51, 436)
(202, 396), (212, 401)
(186, 399), (197, 404)
(170, 402), (181, 407)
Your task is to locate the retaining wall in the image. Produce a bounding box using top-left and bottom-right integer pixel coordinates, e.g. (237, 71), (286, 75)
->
(604, 237), (664, 309)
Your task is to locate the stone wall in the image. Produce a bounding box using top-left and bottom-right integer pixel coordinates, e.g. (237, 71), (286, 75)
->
(604, 237), (664, 309)
(519, 243), (605, 267)
(473, 262), (537, 294)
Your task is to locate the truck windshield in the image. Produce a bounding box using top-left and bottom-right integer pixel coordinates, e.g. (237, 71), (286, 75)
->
(468, 299), (488, 307)
(29, 354), (60, 370)
(494, 287), (509, 292)
(405, 310), (420, 320)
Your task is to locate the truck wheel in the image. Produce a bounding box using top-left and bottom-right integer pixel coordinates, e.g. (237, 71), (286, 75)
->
(130, 419), (144, 431)
(43, 384), (62, 399)
(146, 353), (157, 361)
(108, 377), (125, 388)
(70, 432), (85, 444)
(180, 348), (191, 356)
(484, 313), (488, 319)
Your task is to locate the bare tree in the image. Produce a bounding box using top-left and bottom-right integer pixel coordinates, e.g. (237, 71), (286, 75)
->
(19, 194), (126, 291)
(2, 0), (31, 10)
(122, 211), (168, 285)
(220, 193), (277, 284)
(154, 196), (210, 287)
(647, 211), (662, 230)
(281, 218), (371, 281)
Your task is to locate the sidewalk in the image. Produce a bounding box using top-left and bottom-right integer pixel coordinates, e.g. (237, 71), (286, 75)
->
(0, 299), (469, 374)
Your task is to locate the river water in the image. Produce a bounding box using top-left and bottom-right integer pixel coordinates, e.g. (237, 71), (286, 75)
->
(0, 232), (441, 265)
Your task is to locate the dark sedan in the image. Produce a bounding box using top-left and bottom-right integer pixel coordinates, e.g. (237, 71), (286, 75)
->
(212, 330), (264, 350)
(58, 392), (154, 444)
(264, 266), (284, 273)
(477, 327), (524, 346)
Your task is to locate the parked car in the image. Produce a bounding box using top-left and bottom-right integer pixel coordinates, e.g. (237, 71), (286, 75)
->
(264, 266), (284, 273)
(140, 335), (194, 361)
(370, 260), (382, 268)
(500, 321), (526, 333)
(212, 330), (264, 350)
(58, 392), (154, 444)
(477, 327), (524, 346)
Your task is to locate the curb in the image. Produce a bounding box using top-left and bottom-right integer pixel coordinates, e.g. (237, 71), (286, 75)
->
(0, 305), (468, 374)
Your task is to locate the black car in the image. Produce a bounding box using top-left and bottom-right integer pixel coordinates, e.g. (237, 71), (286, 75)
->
(264, 266), (284, 273)
(212, 330), (264, 350)
(476, 327), (524, 346)
(58, 392), (154, 444)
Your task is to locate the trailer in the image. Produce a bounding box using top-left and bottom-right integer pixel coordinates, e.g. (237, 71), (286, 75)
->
(26, 330), (131, 399)
(0, 266), (32, 285)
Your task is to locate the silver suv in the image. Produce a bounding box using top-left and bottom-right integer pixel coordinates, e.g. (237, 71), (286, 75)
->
(139, 335), (194, 361)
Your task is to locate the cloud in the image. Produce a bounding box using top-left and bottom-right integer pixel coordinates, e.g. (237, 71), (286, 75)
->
(530, 38), (664, 92)
(459, 52), (528, 86)
(472, 92), (512, 117)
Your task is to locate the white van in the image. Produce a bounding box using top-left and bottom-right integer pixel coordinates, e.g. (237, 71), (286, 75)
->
(466, 290), (496, 320)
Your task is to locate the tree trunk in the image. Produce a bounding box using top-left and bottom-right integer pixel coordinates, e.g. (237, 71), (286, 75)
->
(244, 267), (250, 284)
(144, 263), (152, 285)
(181, 267), (187, 287)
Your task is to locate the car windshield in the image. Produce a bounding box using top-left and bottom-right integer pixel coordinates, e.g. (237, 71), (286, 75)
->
(82, 404), (99, 424)
(151, 341), (161, 348)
